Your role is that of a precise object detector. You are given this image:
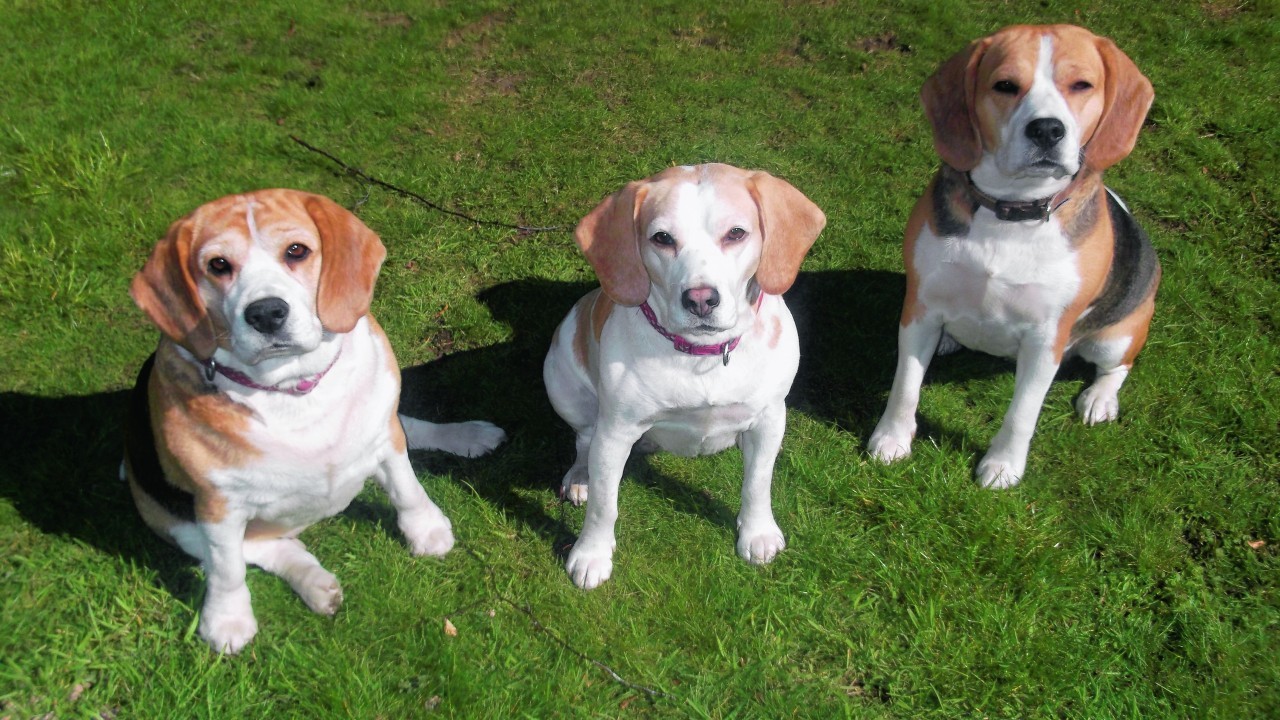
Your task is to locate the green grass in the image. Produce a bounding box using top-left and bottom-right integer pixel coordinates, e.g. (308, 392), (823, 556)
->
(2, 0), (1278, 717)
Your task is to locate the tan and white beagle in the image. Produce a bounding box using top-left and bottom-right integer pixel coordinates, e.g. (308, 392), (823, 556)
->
(868, 25), (1161, 488)
(544, 164), (825, 589)
(123, 189), (505, 653)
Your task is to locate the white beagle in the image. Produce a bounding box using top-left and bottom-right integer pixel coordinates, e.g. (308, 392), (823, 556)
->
(868, 24), (1160, 487)
(124, 189), (505, 653)
(544, 164), (825, 589)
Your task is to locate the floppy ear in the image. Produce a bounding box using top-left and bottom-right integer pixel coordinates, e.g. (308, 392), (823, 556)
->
(921, 38), (991, 172)
(748, 172), (826, 295)
(130, 215), (218, 359)
(1084, 36), (1154, 171)
(305, 194), (387, 333)
(574, 181), (651, 306)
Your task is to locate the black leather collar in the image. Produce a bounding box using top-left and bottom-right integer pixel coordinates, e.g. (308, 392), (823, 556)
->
(966, 173), (1075, 223)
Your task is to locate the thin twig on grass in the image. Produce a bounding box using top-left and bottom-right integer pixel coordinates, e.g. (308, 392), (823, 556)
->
(451, 547), (673, 704)
(288, 135), (568, 234)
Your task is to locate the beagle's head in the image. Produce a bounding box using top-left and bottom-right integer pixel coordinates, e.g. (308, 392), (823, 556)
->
(922, 24), (1153, 197)
(131, 189), (386, 364)
(574, 164), (825, 340)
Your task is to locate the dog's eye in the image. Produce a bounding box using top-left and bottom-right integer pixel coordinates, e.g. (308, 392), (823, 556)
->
(207, 257), (233, 277)
(1069, 80), (1094, 93)
(993, 80), (1019, 95)
(725, 227), (748, 242)
(285, 243), (311, 262)
(650, 231), (676, 247)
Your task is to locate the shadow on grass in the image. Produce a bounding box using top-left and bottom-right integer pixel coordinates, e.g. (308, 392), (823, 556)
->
(0, 388), (204, 600)
(0, 270), (1017, 593)
(397, 270), (1013, 551)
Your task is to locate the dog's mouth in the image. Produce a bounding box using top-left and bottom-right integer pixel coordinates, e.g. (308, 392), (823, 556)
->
(687, 323), (729, 336)
(249, 341), (306, 363)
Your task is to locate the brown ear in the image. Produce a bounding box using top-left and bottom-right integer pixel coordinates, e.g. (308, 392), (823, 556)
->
(130, 215), (217, 358)
(921, 38), (991, 172)
(305, 194), (387, 333)
(748, 172), (826, 295)
(574, 181), (651, 306)
(1084, 36), (1154, 171)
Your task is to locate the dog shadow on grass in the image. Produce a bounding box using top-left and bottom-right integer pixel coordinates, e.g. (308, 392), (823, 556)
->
(0, 387), (207, 600)
(0, 270), (1013, 597)
(396, 270), (1012, 556)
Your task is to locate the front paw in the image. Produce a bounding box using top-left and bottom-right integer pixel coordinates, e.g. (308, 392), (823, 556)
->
(868, 423), (914, 464)
(975, 451), (1026, 489)
(565, 542), (614, 590)
(401, 512), (455, 557)
(200, 610), (258, 655)
(1076, 385), (1120, 426)
(296, 566), (344, 616)
(736, 518), (786, 565)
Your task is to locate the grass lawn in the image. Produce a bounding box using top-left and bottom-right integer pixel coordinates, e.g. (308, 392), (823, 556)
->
(2, 0), (1277, 717)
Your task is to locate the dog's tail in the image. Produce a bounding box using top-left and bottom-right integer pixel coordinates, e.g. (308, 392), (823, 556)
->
(397, 414), (507, 459)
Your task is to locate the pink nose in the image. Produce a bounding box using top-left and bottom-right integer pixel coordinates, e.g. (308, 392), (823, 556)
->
(680, 286), (721, 318)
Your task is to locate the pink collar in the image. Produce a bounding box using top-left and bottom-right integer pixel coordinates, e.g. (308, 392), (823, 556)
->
(203, 350), (341, 396)
(638, 295), (762, 366)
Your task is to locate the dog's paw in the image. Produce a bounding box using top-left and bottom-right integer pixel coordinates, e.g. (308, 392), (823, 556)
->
(560, 466), (589, 505)
(976, 453), (1025, 489)
(1076, 385), (1120, 426)
(868, 427), (913, 464)
(296, 566), (344, 616)
(200, 611), (258, 655)
(565, 543), (613, 590)
(401, 512), (455, 557)
(447, 421), (508, 458)
(736, 519), (786, 565)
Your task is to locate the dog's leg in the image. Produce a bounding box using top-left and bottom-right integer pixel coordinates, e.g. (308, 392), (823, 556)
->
(976, 340), (1060, 489)
(1074, 324), (1144, 426)
(565, 423), (640, 590)
(243, 537), (343, 616)
(868, 319), (944, 462)
(736, 402), (787, 565)
(179, 518), (258, 654)
(398, 414), (506, 458)
(1076, 363), (1129, 425)
(562, 430), (592, 505)
(374, 449), (455, 557)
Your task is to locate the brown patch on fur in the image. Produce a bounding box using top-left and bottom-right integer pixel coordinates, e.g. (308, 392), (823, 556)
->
(900, 187), (933, 326)
(1052, 178), (1115, 361)
(766, 314), (783, 349)
(570, 290), (597, 369)
(591, 289), (614, 343)
(150, 340), (261, 523)
(365, 315), (406, 453)
(1094, 275), (1159, 366)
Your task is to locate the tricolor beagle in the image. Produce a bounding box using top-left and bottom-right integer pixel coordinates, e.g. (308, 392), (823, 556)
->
(544, 164), (825, 589)
(124, 189), (505, 653)
(868, 24), (1161, 488)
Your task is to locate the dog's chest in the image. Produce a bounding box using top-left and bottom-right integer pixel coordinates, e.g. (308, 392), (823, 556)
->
(213, 370), (398, 526)
(914, 216), (1081, 356)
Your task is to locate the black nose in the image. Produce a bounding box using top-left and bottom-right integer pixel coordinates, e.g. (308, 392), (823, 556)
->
(1025, 118), (1066, 149)
(244, 297), (289, 335)
(680, 287), (721, 318)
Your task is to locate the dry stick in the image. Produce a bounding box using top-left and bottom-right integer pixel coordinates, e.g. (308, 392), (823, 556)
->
(289, 135), (568, 234)
(454, 547), (673, 703)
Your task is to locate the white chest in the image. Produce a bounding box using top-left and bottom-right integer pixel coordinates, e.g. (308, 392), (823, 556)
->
(211, 342), (401, 528)
(914, 216), (1081, 357)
